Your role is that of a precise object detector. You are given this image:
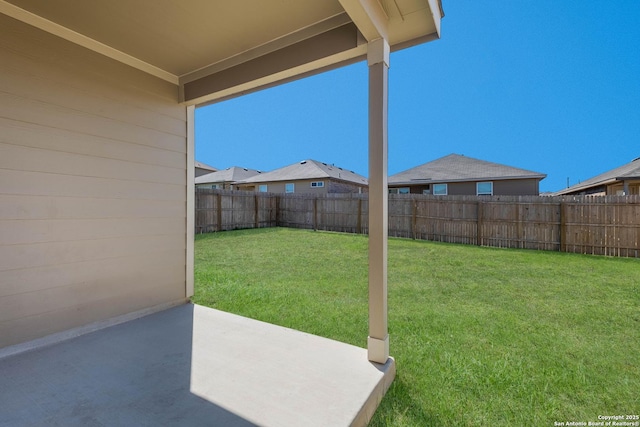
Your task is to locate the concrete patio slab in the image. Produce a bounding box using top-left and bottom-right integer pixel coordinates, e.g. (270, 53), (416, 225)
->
(0, 303), (395, 426)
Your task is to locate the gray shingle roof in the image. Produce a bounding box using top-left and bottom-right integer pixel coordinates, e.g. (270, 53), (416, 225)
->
(389, 154), (546, 185)
(554, 157), (640, 195)
(194, 161), (217, 172)
(237, 159), (368, 185)
(195, 166), (262, 184)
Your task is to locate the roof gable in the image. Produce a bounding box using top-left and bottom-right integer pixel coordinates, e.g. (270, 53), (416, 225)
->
(389, 154), (546, 184)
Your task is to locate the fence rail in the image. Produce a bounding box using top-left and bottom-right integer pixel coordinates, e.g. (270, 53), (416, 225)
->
(196, 189), (640, 258)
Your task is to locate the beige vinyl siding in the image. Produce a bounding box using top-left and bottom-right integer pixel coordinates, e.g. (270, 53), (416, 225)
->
(258, 182), (288, 193)
(0, 16), (187, 348)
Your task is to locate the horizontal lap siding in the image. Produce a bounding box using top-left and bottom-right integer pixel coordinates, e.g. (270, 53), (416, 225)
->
(0, 16), (187, 348)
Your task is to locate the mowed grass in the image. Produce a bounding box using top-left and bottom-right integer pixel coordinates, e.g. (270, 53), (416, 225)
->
(193, 227), (640, 426)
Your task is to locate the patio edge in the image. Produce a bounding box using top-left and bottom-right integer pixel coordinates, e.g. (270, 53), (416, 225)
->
(351, 356), (396, 427)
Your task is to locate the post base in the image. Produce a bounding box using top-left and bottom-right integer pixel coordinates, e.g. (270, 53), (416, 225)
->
(367, 335), (389, 364)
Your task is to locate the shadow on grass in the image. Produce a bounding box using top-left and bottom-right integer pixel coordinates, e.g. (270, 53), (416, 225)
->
(371, 373), (445, 427)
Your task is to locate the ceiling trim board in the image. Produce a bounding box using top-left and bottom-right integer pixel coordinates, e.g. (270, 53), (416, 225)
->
(0, 0), (179, 84)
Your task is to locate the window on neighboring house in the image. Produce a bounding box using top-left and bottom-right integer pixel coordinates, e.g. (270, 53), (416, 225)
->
(389, 187), (409, 194)
(258, 185), (268, 192)
(433, 183), (448, 195)
(310, 181), (324, 188)
(285, 183), (295, 193)
(477, 181), (493, 195)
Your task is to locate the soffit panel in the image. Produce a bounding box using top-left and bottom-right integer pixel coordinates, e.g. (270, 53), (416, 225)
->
(4, 0), (346, 76)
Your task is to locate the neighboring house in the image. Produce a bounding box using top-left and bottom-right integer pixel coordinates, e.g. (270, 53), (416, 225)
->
(554, 157), (640, 196)
(194, 161), (217, 177)
(236, 159), (368, 194)
(388, 154), (546, 196)
(195, 166), (262, 190)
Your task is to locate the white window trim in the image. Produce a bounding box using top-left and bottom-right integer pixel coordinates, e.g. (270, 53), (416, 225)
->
(285, 183), (295, 193)
(476, 181), (493, 196)
(258, 184), (268, 193)
(433, 183), (448, 195)
(310, 181), (324, 188)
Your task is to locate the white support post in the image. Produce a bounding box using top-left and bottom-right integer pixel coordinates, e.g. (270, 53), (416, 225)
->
(186, 105), (195, 297)
(367, 38), (390, 364)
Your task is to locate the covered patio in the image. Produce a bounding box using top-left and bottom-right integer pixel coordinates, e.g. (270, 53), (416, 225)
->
(0, 303), (394, 426)
(0, 0), (442, 425)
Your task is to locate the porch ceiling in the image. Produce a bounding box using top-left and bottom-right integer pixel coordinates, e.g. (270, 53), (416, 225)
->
(0, 0), (442, 104)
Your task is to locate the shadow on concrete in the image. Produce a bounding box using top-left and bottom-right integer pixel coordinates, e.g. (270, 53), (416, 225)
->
(0, 305), (256, 426)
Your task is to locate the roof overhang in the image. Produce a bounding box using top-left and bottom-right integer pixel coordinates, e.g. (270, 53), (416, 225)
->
(1, 0), (443, 106)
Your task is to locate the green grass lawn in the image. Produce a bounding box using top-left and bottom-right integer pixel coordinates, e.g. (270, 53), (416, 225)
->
(193, 227), (640, 426)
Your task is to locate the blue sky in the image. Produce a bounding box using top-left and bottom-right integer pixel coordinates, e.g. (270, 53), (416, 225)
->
(195, 1), (640, 193)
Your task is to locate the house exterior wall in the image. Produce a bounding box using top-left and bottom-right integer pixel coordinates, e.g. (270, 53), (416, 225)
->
(196, 182), (232, 190)
(0, 16), (188, 348)
(195, 167), (214, 177)
(447, 182), (476, 195)
(327, 179), (368, 194)
(392, 178), (540, 196)
(608, 181), (640, 196)
(242, 179), (366, 194)
(493, 179), (540, 195)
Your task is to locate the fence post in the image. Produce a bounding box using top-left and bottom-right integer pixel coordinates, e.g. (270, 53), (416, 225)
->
(357, 198), (363, 234)
(313, 196), (318, 231)
(254, 194), (259, 229)
(477, 200), (483, 246)
(216, 192), (222, 232)
(559, 201), (566, 253)
(516, 202), (523, 249)
(412, 199), (417, 240)
(275, 195), (281, 227)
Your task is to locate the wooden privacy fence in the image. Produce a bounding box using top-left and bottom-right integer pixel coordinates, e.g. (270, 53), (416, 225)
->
(196, 189), (640, 258)
(195, 190), (278, 232)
